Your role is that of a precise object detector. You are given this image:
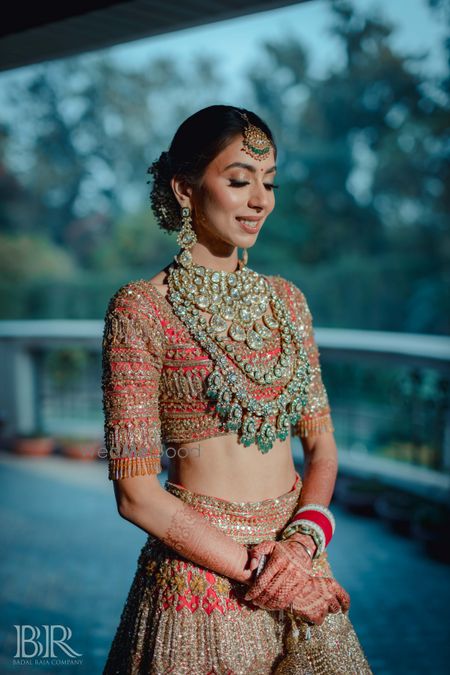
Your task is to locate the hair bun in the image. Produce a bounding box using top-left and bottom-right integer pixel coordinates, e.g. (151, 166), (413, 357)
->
(148, 150), (172, 180)
(157, 151), (173, 177)
(147, 151), (180, 233)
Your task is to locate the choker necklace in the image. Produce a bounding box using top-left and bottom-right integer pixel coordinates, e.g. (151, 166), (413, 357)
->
(166, 249), (312, 453)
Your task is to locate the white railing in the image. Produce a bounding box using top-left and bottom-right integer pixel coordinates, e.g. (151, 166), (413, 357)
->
(0, 321), (449, 479)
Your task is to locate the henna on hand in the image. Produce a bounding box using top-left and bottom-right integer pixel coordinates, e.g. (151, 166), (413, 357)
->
(244, 532), (313, 605)
(162, 501), (252, 583)
(244, 532), (350, 624)
(291, 575), (350, 624)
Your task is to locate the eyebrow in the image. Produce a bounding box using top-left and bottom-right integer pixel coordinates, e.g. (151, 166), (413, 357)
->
(223, 161), (277, 174)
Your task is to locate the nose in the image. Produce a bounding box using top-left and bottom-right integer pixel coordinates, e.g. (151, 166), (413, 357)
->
(248, 180), (270, 211)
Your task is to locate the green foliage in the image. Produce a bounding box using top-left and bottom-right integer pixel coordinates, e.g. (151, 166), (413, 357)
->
(0, 0), (447, 334)
(0, 233), (76, 282)
(89, 210), (177, 271)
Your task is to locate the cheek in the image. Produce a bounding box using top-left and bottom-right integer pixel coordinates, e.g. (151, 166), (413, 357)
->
(204, 186), (244, 214)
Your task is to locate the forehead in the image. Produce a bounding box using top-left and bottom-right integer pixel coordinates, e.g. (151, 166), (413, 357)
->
(212, 134), (276, 173)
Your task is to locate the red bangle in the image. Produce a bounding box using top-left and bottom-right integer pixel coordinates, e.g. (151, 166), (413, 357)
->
(291, 511), (333, 546)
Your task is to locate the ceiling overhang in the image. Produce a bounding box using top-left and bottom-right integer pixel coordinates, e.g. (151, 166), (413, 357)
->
(0, 0), (311, 73)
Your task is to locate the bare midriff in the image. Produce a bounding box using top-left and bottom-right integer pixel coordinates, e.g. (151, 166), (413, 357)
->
(149, 273), (299, 502)
(167, 434), (297, 502)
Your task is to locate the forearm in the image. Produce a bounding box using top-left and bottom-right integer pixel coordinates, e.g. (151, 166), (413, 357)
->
(119, 484), (252, 584)
(297, 432), (338, 508)
(286, 433), (338, 555)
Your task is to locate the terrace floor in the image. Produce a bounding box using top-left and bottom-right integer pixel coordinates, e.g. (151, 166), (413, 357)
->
(0, 451), (449, 674)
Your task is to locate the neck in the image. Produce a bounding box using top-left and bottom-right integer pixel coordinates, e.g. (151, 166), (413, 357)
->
(187, 242), (242, 273)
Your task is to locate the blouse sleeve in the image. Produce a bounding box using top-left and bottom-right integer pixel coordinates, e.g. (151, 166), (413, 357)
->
(284, 280), (335, 438)
(101, 282), (165, 480)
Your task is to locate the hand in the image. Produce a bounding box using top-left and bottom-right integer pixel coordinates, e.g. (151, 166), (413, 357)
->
(161, 500), (254, 584)
(244, 535), (350, 624)
(247, 532), (315, 575)
(244, 533), (314, 606)
(290, 574), (350, 625)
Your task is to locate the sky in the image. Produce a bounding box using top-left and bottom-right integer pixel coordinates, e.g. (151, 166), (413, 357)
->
(104, 0), (448, 96)
(0, 0), (446, 210)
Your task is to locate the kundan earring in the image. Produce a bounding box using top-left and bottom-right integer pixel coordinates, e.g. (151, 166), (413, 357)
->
(238, 248), (249, 270)
(176, 206), (197, 251)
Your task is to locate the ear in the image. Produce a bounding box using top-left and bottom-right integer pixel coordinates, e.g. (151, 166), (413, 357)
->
(170, 175), (193, 209)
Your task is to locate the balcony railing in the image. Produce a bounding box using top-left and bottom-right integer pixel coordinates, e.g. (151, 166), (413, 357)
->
(0, 320), (449, 493)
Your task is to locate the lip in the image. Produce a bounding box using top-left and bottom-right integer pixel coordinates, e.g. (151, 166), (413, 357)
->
(236, 216), (263, 234)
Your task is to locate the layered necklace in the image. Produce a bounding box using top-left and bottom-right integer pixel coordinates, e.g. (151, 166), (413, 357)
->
(167, 246), (312, 453)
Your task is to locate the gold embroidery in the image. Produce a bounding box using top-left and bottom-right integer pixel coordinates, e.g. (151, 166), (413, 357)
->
(102, 277), (334, 479)
(103, 476), (373, 674)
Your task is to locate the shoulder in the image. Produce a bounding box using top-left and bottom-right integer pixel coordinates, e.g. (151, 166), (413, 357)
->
(265, 274), (314, 329)
(104, 278), (167, 327)
(265, 274), (307, 305)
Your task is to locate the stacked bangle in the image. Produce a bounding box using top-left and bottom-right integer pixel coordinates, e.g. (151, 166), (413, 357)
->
(289, 538), (314, 560)
(281, 503), (335, 559)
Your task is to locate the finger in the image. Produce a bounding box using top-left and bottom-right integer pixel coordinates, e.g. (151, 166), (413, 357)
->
(249, 541), (276, 559)
(328, 600), (341, 614)
(243, 560), (280, 601)
(244, 565), (286, 606)
(329, 580), (351, 612)
(315, 606), (328, 625)
(249, 556), (260, 571)
(293, 601), (328, 626)
(245, 570), (284, 609)
(250, 568), (296, 610)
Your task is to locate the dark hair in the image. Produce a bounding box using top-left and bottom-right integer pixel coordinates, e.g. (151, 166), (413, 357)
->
(148, 105), (276, 233)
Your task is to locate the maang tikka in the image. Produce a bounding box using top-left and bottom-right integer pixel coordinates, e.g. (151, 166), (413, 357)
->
(239, 112), (272, 161)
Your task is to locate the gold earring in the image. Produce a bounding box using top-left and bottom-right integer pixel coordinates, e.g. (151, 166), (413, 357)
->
(238, 248), (248, 270)
(176, 207), (197, 251)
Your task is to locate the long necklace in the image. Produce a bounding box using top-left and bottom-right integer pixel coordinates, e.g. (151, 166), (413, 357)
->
(167, 252), (311, 453)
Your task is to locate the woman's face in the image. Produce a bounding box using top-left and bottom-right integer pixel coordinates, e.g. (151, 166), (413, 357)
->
(189, 133), (277, 253)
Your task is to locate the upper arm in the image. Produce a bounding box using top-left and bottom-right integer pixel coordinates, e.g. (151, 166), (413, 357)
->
(282, 280), (335, 440)
(101, 282), (165, 482)
(113, 473), (163, 515)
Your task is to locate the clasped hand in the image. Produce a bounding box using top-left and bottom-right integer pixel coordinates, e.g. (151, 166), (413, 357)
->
(243, 534), (350, 626)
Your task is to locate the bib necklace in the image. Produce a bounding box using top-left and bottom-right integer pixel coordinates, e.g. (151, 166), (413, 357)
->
(167, 245), (312, 453)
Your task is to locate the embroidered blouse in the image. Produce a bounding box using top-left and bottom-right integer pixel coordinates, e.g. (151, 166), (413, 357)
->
(101, 274), (334, 480)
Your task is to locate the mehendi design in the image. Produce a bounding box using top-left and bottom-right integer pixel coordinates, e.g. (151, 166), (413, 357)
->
(162, 501), (249, 581)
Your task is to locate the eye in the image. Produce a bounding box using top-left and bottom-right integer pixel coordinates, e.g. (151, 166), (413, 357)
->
(264, 183), (279, 191)
(228, 180), (250, 187)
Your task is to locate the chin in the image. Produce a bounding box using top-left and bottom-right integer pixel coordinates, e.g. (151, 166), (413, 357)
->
(235, 232), (260, 247)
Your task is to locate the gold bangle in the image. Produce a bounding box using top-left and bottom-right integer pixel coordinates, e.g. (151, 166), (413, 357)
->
(289, 538), (313, 560)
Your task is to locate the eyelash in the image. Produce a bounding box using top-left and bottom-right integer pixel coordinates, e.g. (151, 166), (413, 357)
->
(229, 180), (279, 191)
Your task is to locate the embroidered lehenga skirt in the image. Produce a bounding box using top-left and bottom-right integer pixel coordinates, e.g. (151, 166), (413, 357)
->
(103, 473), (372, 674)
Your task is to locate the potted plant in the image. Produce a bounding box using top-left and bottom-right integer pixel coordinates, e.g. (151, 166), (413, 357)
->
(57, 436), (102, 461)
(12, 430), (55, 456)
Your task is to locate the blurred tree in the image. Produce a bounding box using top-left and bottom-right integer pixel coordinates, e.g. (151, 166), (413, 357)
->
(0, 1), (447, 332)
(0, 54), (223, 270)
(247, 0), (449, 333)
(0, 233), (76, 282)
